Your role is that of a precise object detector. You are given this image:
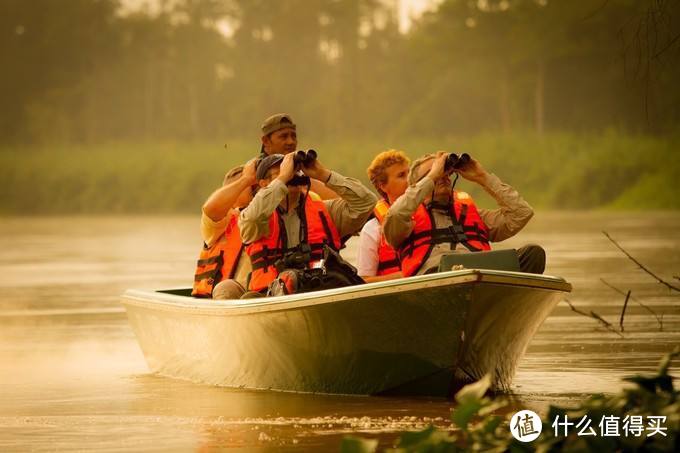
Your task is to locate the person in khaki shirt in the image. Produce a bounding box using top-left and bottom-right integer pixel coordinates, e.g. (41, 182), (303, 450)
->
(383, 152), (545, 274)
(239, 152), (377, 294)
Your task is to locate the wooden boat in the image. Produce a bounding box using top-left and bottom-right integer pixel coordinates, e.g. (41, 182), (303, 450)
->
(121, 269), (571, 397)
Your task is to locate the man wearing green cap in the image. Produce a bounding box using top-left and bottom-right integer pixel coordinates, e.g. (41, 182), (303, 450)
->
(259, 113), (337, 199)
(260, 113), (298, 156)
(202, 112), (299, 240)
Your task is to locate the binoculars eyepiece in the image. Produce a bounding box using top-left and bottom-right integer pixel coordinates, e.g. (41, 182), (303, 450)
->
(293, 149), (317, 167)
(444, 152), (471, 173)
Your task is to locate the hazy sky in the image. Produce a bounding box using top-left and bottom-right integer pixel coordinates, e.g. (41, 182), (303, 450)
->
(398, 0), (441, 31)
(121, 0), (441, 33)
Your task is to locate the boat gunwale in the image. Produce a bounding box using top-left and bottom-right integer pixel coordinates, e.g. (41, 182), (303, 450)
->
(121, 269), (572, 316)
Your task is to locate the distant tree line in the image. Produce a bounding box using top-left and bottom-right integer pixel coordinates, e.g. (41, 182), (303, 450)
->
(1, 0), (679, 145)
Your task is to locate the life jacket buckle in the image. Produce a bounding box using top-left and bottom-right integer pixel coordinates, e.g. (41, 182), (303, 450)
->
(447, 224), (467, 243)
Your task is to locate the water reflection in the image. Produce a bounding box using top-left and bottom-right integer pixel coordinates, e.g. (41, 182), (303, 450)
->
(0, 213), (678, 450)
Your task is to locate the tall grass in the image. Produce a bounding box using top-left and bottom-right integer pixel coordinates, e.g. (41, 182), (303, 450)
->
(1, 133), (678, 214)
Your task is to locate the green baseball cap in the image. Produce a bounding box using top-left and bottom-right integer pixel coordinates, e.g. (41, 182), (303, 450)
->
(261, 113), (296, 136)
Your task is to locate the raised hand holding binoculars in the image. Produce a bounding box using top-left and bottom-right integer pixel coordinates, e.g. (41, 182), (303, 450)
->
(283, 149), (331, 186)
(447, 152), (488, 184)
(427, 151), (486, 185)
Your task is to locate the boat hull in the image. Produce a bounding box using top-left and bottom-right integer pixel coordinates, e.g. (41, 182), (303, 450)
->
(121, 270), (570, 397)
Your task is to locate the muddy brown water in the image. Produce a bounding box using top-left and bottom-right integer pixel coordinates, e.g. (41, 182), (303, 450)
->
(0, 213), (678, 451)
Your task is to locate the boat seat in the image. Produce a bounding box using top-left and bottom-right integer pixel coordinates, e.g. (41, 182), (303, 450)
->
(438, 249), (521, 272)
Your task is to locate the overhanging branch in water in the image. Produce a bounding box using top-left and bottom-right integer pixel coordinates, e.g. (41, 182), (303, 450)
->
(600, 278), (664, 331)
(602, 231), (680, 293)
(563, 298), (624, 338)
(619, 290), (631, 332)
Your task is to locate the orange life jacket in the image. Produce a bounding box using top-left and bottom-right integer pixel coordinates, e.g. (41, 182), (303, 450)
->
(373, 199), (401, 276)
(245, 194), (342, 292)
(398, 191), (491, 277)
(192, 212), (244, 297)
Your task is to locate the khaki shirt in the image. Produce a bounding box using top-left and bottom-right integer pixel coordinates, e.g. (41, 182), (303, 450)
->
(383, 173), (534, 274)
(200, 209), (251, 287)
(238, 171), (377, 246)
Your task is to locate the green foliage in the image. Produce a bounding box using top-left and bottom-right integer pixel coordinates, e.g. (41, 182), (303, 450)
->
(1, 133), (677, 214)
(342, 436), (380, 453)
(341, 348), (679, 452)
(391, 426), (459, 453)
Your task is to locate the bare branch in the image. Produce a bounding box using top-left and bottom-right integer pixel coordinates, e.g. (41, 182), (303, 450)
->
(563, 298), (624, 338)
(601, 278), (664, 330)
(619, 290), (631, 332)
(582, 0), (610, 22)
(602, 231), (680, 292)
(615, 0), (680, 127)
(652, 31), (679, 58)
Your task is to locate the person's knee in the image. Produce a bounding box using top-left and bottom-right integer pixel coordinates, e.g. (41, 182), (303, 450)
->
(212, 279), (246, 299)
(518, 244), (546, 274)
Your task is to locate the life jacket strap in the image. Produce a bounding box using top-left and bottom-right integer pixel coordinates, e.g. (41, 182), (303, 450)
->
(249, 246), (285, 262)
(193, 251), (225, 283)
(377, 258), (401, 272)
(194, 269), (218, 282)
(196, 255), (221, 267)
(318, 212), (336, 248)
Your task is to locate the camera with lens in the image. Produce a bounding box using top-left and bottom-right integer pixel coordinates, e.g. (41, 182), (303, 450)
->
(444, 152), (471, 173)
(293, 149), (317, 167)
(274, 244), (312, 272)
(270, 244), (365, 295)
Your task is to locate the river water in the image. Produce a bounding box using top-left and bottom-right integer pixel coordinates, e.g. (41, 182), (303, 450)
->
(0, 213), (678, 451)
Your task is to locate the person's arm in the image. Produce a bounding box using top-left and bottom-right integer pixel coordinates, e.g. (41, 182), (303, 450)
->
(239, 153), (297, 243)
(356, 219), (380, 277)
(382, 177), (433, 249)
(302, 159), (377, 238)
(321, 172), (377, 237)
(453, 157), (533, 242)
(238, 180), (288, 243)
(383, 152), (446, 249)
(202, 160), (257, 222)
(201, 209), (232, 247)
(475, 173), (534, 242)
(309, 179), (339, 199)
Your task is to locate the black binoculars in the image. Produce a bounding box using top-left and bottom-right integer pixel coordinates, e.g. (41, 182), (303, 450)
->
(293, 149), (317, 167)
(287, 173), (311, 187)
(444, 153), (471, 173)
